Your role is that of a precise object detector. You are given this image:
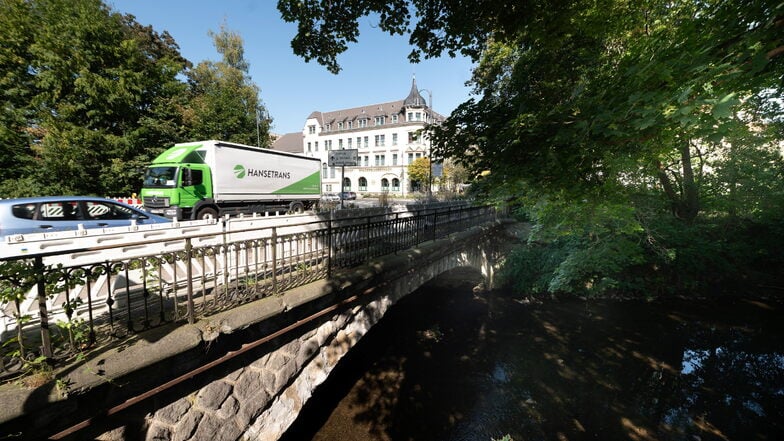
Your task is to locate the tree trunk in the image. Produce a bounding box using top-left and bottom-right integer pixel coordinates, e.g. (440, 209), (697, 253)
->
(656, 140), (700, 223)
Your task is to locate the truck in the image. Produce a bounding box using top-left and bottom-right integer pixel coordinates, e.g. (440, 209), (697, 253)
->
(140, 140), (321, 220)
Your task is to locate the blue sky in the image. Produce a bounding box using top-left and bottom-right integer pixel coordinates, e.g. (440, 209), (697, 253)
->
(108, 1), (475, 135)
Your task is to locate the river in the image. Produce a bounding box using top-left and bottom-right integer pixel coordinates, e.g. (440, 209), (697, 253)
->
(280, 268), (784, 441)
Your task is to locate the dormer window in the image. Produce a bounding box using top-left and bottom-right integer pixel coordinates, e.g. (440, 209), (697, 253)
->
(348, 121), (353, 129)
(337, 122), (343, 130)
(325, 124), (331, 131)
(374, 116), (385, 126)
(392, 115), (398, 123)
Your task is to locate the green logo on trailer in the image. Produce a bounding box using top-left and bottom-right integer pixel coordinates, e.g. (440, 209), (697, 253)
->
(233, 164), (245, 179)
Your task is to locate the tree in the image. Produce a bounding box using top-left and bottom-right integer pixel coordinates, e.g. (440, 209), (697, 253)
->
(278, 0), (784, 296)
(0, 0), (189, 197)
(184, 24), (271, 147)
(407, 157), (430, 192)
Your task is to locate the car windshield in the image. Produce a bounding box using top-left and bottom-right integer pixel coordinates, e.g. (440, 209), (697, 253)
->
(143, 167), (178, 188)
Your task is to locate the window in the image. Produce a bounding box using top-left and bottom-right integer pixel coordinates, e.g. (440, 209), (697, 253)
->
(314, 141), (318, 151)
(392, 178), (400, 191)
(41, 201), (81, 220)
(415, 112), (422, 121)
(363, 136), (369, 148)
(374, 155), (386, 166)
(348, 121), (353, 129)
(347, 138), (352, 148)
(325, 123), (331, 131)
(408, 153), (414, 164)
(408, 131), (419, 143)
(85, 201), (135, 220)
(322, 163), (328, 178)
(325, 140), (332, 150)
(12, 203), (36, 220)
(408, 112), (413, 121)
(392, 115), (398, 123)
(374, 135), (386, 147)
(392, 154), (398, 165)
(308, 125), (316, 134)
(374, 116), (385, 126)
(338, 122), (343, 130)
(392, 133), (398, 145)
(358, 177), (367, 191)
(330, 167), (335, 179)
(356, 137), (362, 149)
(307, 142), (311, 152)
(359, 119), (367, 128)
(381, 178), (389, 191)
(415, 152), (422, 159)
(338, 139), (343, 149)
(325, 184), (332, 192)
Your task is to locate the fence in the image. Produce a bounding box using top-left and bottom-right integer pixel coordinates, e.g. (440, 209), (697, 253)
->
(0, 204), (495, 380)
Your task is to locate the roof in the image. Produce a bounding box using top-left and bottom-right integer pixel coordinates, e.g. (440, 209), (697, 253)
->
(271, 132), (304, 154)
(305, 78), (443, 128)
(403, 77), (428, 108)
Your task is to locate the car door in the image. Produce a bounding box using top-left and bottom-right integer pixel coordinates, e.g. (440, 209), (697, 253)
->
(35, 200), (85, 233)
(82, 200), (146, 228)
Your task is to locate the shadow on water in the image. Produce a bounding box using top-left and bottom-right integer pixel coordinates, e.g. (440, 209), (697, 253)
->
(282, 268), (784, 441)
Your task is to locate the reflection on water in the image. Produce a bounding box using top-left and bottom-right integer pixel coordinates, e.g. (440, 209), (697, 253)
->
(281, 269), (784, 441)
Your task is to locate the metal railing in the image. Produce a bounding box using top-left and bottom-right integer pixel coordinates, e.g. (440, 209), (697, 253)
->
(0, 204), (495, 380)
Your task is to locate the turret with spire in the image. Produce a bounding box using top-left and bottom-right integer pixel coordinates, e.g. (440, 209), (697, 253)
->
(403, 76), (428, 108)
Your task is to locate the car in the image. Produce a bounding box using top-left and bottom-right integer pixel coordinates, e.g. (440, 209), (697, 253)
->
(320, 193), (340, 202)
(339, 191), (357, 200)
(0, 196), (171, 239)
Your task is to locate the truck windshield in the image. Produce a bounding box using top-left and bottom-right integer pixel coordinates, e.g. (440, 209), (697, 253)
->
(143, 167), (178, 188)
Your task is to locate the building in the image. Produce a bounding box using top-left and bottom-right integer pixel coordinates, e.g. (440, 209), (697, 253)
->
(301, 78), (443, 196)
(270, 132), (305, 154)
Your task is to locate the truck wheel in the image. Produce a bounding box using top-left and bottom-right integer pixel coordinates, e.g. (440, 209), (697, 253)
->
(289, 202), (305, 214)
(197, 207), (218, 220)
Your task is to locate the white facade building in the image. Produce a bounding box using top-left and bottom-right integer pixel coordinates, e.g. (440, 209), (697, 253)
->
(300, 78), (442, 196)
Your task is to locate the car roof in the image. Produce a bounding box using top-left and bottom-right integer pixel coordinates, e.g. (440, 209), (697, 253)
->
(0, 196), (121, 205)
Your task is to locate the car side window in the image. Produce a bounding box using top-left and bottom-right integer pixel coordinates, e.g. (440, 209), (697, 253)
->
(11, 203), (37, 220)
(40, 202), (81, 220)
(85, 201), (134, 220)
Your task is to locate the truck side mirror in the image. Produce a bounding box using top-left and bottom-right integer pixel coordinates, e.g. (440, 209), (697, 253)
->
(181, 168), (193, 187)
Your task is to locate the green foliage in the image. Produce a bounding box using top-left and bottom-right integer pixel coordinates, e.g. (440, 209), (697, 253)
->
(407, 157), (431, 188)
(184, 24), (271, 147)
(279, 0), (784, 296)
(0, 0), (191, 197)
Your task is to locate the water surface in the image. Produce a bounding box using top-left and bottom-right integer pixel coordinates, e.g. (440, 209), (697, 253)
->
(282, 269), (784, 441)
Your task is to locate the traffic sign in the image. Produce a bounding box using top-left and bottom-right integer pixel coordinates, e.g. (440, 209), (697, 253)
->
(328, 149), (358, 167)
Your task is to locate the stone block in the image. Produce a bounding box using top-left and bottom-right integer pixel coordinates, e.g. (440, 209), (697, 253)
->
(154, 399), (191, 426)
(196, 380), (233, 411)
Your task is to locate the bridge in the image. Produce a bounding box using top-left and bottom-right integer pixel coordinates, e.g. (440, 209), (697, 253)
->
(0, 203), (513, 440)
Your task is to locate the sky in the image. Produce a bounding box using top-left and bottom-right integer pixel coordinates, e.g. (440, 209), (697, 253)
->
(108, 1), (476, 135)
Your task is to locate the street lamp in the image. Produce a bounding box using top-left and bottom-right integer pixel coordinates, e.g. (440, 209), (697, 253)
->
(419, 88), (433, 201)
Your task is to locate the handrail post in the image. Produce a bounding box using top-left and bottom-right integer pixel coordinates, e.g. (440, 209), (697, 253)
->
(271, 227), (278, 295)
(34, 256), (53, 359)
(327, 219), (333, 278)
(366, 216), (372, 263)
(185, 238), (195, 324)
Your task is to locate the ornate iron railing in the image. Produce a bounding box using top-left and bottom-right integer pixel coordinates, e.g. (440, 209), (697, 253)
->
(0, 204), (495, 379)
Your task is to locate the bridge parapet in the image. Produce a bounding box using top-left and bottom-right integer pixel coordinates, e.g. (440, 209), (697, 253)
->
(21, 219), (509, 440)
(0, 204), (503, 438)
